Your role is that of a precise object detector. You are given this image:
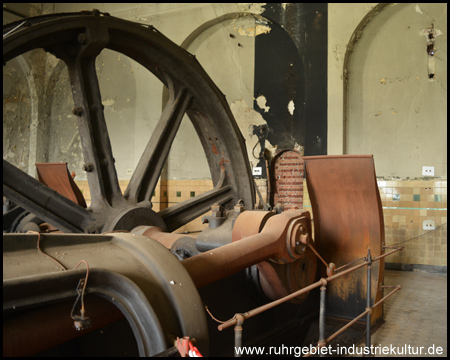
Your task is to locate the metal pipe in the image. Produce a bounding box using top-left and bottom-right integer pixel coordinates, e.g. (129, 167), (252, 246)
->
(372, 286), (402, 308)
(327, 309), (369, 344)
(365, 248), (372, 354)
(372, 247), (404, 261)
(219, 245), (401, 331)
(333, 257), (365, 273)
(304, 286), (402, 357)
(324, 261), (369, 282)
(219, 260), (369, 331)
(218, 279), (324, 331)
(234, 314), (244, 357)
(318, 281), (327, 356)
(308, 242), (329, 268)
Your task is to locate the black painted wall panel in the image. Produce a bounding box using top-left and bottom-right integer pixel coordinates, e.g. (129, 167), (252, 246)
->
(253, 3), (327, 176)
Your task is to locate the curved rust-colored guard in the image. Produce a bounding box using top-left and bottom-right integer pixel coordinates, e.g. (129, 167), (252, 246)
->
(303, 155), (385, 324)
(36, 163), (87, 208)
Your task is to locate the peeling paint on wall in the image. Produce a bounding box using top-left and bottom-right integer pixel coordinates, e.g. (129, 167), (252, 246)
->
(256, 95), (270, 113)
(230, 99), (277, 164)
(234, 21), (272, 37)
(287, 100), (295, 115)
(102, 98), (116, 107)
(238, 3), (267, 14)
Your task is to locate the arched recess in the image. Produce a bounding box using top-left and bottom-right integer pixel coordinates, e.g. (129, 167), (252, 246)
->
(344, 3), (447, 178)
(180, 11), (270, 107)
(173, 11), (307, 179)
(160, 12), (271, 184)
(158, 11), (281, 213)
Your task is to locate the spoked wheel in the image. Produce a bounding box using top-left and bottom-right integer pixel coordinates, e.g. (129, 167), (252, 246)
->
(3, 11), (255, 234)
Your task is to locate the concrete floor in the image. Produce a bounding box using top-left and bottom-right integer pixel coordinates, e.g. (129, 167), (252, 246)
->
(354, 270), (447, 357)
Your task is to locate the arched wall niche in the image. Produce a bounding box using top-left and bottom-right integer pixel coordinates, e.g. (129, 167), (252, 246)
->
(166, 10), (309, 180)
(344, 3), (447, 178)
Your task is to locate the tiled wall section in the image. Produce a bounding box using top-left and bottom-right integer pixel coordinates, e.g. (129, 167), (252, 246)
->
(303, 179), (447, 268)
(76, 178), (447, 268)
(378, 180), (447, 268)
(76, 179), (214, 233)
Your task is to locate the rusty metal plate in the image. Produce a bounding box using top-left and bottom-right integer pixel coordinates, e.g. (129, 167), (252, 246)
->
(36, 163), (87, 207)
(303, 155), (385, 324)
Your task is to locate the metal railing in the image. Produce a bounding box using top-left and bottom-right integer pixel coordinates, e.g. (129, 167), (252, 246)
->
(217, 246), (404, 357)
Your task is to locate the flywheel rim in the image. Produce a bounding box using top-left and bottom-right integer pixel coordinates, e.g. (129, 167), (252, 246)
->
(3, 12), (255, 234)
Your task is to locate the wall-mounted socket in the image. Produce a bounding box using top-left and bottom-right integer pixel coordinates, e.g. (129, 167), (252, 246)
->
(252, 167), (262, 176)
(126, 168), (133, 176)
(422, 166), (434, 176)
(423, 220), (435, 230)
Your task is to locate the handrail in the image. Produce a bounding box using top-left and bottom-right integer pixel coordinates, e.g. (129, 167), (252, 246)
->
(217, 245), (404, 357)
(218, 247), (403, 331)
(303, 286), (402, 357)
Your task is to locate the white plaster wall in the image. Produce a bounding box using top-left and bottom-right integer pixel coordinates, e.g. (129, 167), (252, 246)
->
(345, 3), (447, 178)
(327, 3), (379, 155)
(3, 58), (31, 174)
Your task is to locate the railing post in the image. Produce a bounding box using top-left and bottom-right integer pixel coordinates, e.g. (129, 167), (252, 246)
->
(365, 248), (372, 356)
(234, 314), (245, 357)
(319, 278), (327, 357)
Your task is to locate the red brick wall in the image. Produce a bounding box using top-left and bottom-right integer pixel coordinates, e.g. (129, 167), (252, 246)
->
(271, 150), (304, 210)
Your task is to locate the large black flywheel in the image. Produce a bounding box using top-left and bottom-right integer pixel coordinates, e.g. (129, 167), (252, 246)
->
(3, 11), (255, 234)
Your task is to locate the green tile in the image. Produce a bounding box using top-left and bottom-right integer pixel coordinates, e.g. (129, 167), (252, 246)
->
(190, 191), (195, 197)
(176, 191), (181, 197)
(434, 194), (442, 202)
(393, 194), (400, 201)
(163, 191), (167, 197)
(413, 194), (420, 201)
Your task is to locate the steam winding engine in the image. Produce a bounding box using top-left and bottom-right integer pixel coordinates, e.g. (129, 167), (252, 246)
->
(4, 12), (388, 357)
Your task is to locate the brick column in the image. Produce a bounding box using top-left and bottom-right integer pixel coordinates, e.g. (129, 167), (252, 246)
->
(271, 150), (304, 210)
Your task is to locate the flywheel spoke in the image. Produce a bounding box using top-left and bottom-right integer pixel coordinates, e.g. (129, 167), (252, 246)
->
(158, 172), (233, 232)
(125, 84), (193, 203)
(65, 55), (124, 210)
(3, 160), (97, 233)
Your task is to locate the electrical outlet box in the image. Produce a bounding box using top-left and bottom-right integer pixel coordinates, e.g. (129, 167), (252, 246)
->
(423, 220), (435, 230)
(422, 166), (434, 176)
(126, 168), (133, 175)
(252, 167), (262, 176)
